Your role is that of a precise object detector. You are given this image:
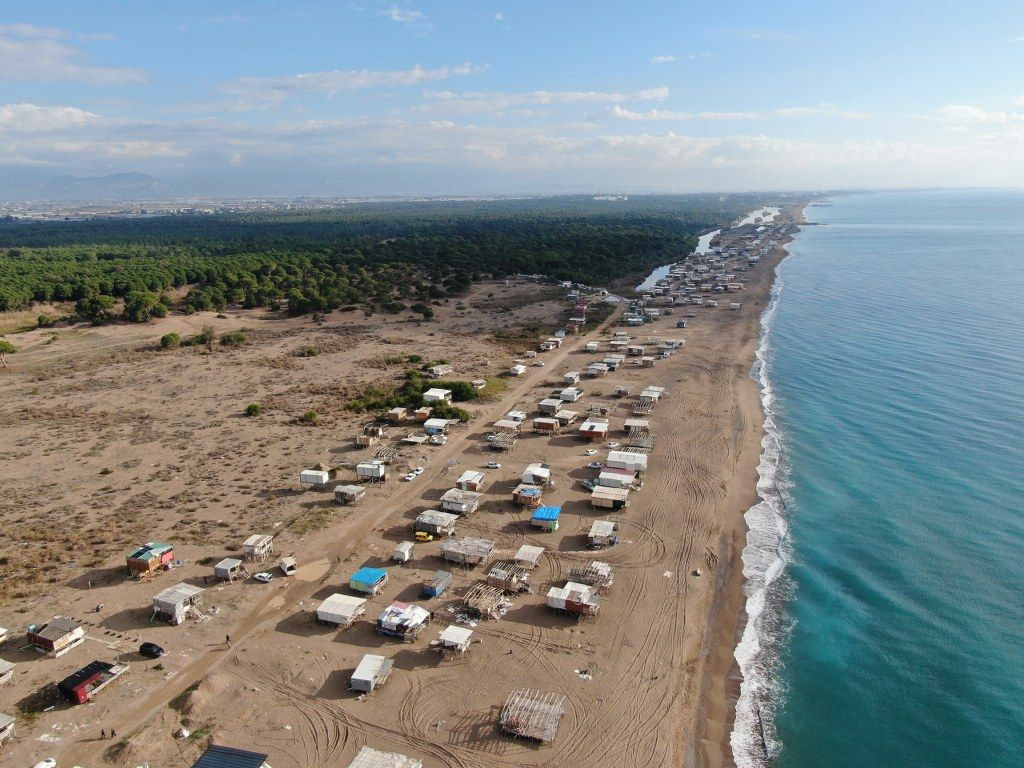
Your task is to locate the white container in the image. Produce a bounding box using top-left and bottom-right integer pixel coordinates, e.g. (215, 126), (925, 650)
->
(392, 541), (415, 563)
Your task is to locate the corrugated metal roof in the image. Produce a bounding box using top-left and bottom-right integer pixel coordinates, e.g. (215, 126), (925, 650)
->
(192, 744), (269, 768)
(531, 506), (561, 521)
(351, 567), (387, 584)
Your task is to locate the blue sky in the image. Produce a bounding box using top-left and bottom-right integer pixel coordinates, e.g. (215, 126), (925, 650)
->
(2, 0), (1024, 196)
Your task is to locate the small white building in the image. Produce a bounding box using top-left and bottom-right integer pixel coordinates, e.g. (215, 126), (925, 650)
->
(152, 582), (204, 625)
(351, 654), (393, 692)
(438, 625), (473, 656)
(505, 409), (528, 422)
(538, 398), (563, 415)
(514, 544), (545, 569)
(562, 371), (581, 385)
(335, 484), (366, 505)
(508, 364), (528, 376)
(585, 341), (600, 352)
(299, 469), (331, 488)
(317, 593), (367, 627)
(0, 712), (14, 747)
(357, 460), (388, 482)
(213, 557), (244, 581)
(456, 470), (485, 491)
(345, 746), (423, 768)
(423, 388), (453, 404)
(426, 364), (453, 378)
(559, 387), (583, 402)
(243, 534), (274, 562)
(424, 417), (451, 434)
(607, 450), (649, 475)
(521, 462), (552, 486)
(440, 488), (483, 515)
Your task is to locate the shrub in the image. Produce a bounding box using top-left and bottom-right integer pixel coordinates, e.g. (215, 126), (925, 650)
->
(244, 403), (262, 417)
(300, 410), (321, 425)
(160, 332), (181, 349)
(219, 331), (246, 347)
(37, 314), (54, 328)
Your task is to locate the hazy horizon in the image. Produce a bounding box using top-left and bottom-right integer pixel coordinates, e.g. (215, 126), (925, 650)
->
(3, 1), (1024, 199)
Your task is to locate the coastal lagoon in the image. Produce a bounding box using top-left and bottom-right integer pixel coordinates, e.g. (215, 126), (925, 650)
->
(733, 191), (1024, 767)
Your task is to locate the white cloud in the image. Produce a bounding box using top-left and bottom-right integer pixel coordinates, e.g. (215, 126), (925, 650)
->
(1011, 35), (1024, 43)
(0, 23), (144, 84)
(609, 103), (868, 121)
(422, 87), (669, 114)
(773, 104), (870, 119)
(650, 53), (709, 63)
(0, 103), (102, 131)
(181, 63), (484, 112)
(384, 5), (425, 24)
(495, 12), (505, 22)
(932, 104), (1012, 125)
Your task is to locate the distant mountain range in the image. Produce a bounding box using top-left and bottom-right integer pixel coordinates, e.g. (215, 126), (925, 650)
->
(0, 169), (163, 201)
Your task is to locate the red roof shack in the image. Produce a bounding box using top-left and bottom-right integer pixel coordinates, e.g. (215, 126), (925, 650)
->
(57, 660), (130, 704)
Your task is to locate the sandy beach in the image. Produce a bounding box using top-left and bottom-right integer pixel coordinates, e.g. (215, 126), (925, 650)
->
(0, 207), (802, 768)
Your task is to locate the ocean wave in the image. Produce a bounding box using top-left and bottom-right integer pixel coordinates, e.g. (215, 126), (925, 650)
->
(730, 273), (795, 768)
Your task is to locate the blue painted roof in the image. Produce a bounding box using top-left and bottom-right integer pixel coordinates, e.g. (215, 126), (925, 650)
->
(192, 745), (268, 768)
(532, 506), (562, 521)
(351, 566), (387, 584)
(519, 486), (542, 496)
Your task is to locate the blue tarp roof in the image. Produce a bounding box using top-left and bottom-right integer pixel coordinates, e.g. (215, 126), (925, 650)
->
(519, 486), (542, 496)
(531, 506), (562, 521)
(351, 566), (387, 584)
(192, 745), (268, 768)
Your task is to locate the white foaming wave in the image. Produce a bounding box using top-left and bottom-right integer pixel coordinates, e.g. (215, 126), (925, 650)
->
(731, 274), (794, 768)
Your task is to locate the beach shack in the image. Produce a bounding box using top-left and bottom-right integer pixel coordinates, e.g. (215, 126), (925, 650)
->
(508, 364), (528, 376)
(57, 659), (130, 704)
(376, 602), (430, 641)
(559, 387), (583, 402)
(578, 418), (610, 441)
(413, 406), (433, 421)
(512, 483), (544, 508)
(351, 654), (393, 692)
(346, 747), (423, 768)
(514, 544), (545, 569)
(590, 485), (630, 510)
(505, 409), (528, 422)
(623, 418), (650, 434)
(462, 582), (512, 619)
(547, 582), (600, 617)
(538, 398), (563, 415)
(586, 362), (609, 377)
(440, 488), (482, 515)
(0, 712), (13, 746)
(562, 371), (581, 385)
(335, 484), (366, 505)
(438, 625), (473, 657)
(606, 450), (649, 477)
(568, 561), (615, 591)
(0, 659), (13, 687)
(555, 409), (579, 426)
(532, 417), (561, 434)
(585, 341), (600, 352)
(243, 534), (274, 562)
(439, 537), (495, 567)
(316, 593), (366, 627)
(597, 466), (637, 489)
(126, 541), (174, 578)
(521, 462), (552, 486)
(456, 470), (485, 491)
(424, 417), (451, 435)
(487, 561), (532, 593)
(530, 506), (561, 532)
(392, 541), (415, 563)
(356, 422), (388, 447)
(421, 570), (453, 598)
(427, 363), (453, 378)
(356, 460), (388, 483)
(27, 617), (85, 657)
(413, 510), (459, 537)
(587, 520), (619, 548)
(299, 468), (332, 488)
(152, 583), (204, 625)
(213, 557), (244, 582)
(192, 746), (272, 768)
(499, 690), (567, 743)
(423, 388), (452, 404)
(279, 556), (297, 576)
(387, 406), (408, 423)
(350, 567), (388, 595)
(492, 418), (521, 434)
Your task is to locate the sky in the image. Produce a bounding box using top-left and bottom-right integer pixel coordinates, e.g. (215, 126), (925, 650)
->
(2, 0), (1024, 197)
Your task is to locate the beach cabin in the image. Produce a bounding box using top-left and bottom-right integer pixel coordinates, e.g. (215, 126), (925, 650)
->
(487, 562), (532, 593)
(730, 302), (742, 311)
(376, 602), (431, 641)
(456, 470), (485, 491)
(424, 417), (451, 435)
(192, 746), (272, 768)
(547, 582), (600, 617)
(578, 418), (610, 441)
(440, 488), (482, 515)
(423, 388), (453, 404)
(603, 355), (625, 370)
(438, 625), (473, 657)
(413, 510), (459, 537)
(0, 713), (13, 747)
(492, 418), (521, 434)
(299, 468), (331, 488)
(57, 660), (130, 704)
(463, 582), (512, 619)
(555, 409), (579, 426)
(243, 534), (274, 562)
(530, 506), (561, 532)
(591, 485), (630, 510)
(392, 541), (415, 563)
(126, 542), (174, 578)
(356, 460), (388, 483)
(422, 570), (453, 598)
(357, 422), (388, 447)
(426, 364), (453, 378)
(514, 544), (545, 569)
(413, 406), (433, 421)
(627, 345), (645, 356)
(500, 690), (567, 743)
(586, 362), (610, 377)
(279, 556), (297, 576)
(585, 341), (600, 352)
(0, 659), (13, 687)
(350, 567), (388, 595)
(538, 397), (563, 415)
(335, 484), (366, 505)
(387, 406), (408, 423)
(439, 537), (495, 567)
(562, 371), (581, 385)
(607, 450), (649, 476)
(568, 561), (615, 591)
(213, 557), (244, 582)
(508, 364), (528, 376)
(512, 483), (544, 507)
(587, 520), (619, 549)
(317, 594), (367, 627)
(505, 409), (528, 422)
(598, 467), (637, 489)
(351, 654), (393, 692)
(27, 617), (85, 658)
(152, 583), (204, 625)
(346, 747), (423, 768)
(676, 319), (688, 328)
(532, 417), (561, 434)
(559, 387), (583, 402)
(522, 462), (552, 486)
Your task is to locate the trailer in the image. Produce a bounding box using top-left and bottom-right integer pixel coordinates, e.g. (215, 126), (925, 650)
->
(376, 601), (430, 641)
(57, 660), (130, 704)
(421, 570), (453, 598)
(316, 593), (367, 627)
(351, 654), (393, 693)
(437, 625), (473, 657)
(27, 617), (85, 657)
(392, 541), (415, 563)
(350, 567), (389, 595)
(335, 484), (366, 505)
(438, 537), (495, 567)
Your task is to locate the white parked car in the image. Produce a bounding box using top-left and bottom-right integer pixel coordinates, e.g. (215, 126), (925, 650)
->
(484, 461), (502, 469)
(587, 461), (603, 470)
(412, 466), (425, 475)
(32, 760), (57, 768)
(253, 572), (274, 583)
(403, 472), (416, 482)
(608, 442), (621, 449)
(533, 360), (545, 366)
(584, 449), (598, 456)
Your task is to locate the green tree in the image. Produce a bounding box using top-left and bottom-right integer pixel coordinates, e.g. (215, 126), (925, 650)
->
(0, 340), (15, 368)
(160, 332), (181, 349)
(75, 294), (116, 325)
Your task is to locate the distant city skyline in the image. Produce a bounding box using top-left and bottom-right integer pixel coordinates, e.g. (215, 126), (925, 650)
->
(2, 1), (1024, 197)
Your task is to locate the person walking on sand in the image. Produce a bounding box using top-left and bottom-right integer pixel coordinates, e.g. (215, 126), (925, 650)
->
(226, 634), (231, 647)
(110, 728), (116, 740)
(101, 728), (106, 740)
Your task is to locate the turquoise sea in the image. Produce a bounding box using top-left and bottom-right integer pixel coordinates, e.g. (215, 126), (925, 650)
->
(731, 191), (1024, 768)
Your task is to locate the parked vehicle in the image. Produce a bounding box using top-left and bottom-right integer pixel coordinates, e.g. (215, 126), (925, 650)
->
(253, 572), (274, 583)
(139, 642), (165, 659)
(415, 531), (437, 542)
(484, 461), (502, 469)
